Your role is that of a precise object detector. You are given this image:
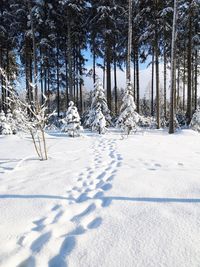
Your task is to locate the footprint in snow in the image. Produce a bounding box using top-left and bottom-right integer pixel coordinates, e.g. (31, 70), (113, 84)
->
(30, 231), (51, 253)
(32, 217), (46, 232)
(178, 162), (184, 166)
(96, 171), (107, 180)
(76, 192), (89, 203)
(48, 236), (75, 267)
(71, 203), (96, 223)
(154, 163), (162, 167)
(17, 256), (35, 267)
(51, 210), (64, 224)
(101, 183), (112, 191)
(87, 217), (102, 229)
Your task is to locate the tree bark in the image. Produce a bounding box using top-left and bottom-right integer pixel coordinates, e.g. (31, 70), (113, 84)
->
(169, 0), (177, 134)
(186, 1), (192, 123)
(127, 0), (133, 82)
(151, 49), (154, 116)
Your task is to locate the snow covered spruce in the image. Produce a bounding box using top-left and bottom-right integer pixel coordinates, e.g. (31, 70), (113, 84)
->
(0, 110), (17, 135)
(84, 79), (111, 134)
(190, 107), (200, 132)
(61, 101), (83, 137)
(117, 82), (139, 136)
(0, 110), (12, 135)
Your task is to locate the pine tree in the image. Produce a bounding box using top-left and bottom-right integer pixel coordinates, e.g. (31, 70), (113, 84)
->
(6, 109), (17, 134)
(117, 83), (139, 136)
(0, 110), (12, 135)
(190, 107), (200, 132)
(62, 101), (82, 137)
(85, 78), (111, 128)
(91, 104), (107, 134)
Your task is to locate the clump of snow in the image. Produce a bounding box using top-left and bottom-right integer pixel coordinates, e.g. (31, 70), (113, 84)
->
(190, 107), (200, 132)
(116, 83), (139, 135)
(61, 101), (83, 137)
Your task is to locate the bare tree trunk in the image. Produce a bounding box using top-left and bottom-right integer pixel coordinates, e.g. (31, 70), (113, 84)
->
(151, 49), (154, 116)
(136, 49), (140, 113)
(127, 0), (133, 82)
(164, 46), (167, 118)
(186, 1), (192, 123)
(169, 0), (177, 134)
(106, 39), (111, 111)
(155, 45), (160, 128)
(114, 52), (118, 115)
(103, 59), (106, 89)
(194, 50), (198, 110)
(56, 42), (60, 117)
(183, 52), (186, 111)
(67, 21), (73, 100)
(133, 51), (136, 101)
(93, 49), (96, 84)
(176, 59), (180, 110)
(27, 0), (38, 106)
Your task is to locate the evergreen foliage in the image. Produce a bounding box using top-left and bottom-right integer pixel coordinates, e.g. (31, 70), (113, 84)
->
(62, 101), (83, 137)
(117, 83), (139, 135)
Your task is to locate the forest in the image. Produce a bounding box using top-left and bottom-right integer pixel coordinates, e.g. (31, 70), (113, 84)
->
(1, 2), (200, 267)
(0, 0), (199, 135)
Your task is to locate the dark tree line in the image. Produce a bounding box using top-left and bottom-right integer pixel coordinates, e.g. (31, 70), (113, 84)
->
(0, 0), (199, 128)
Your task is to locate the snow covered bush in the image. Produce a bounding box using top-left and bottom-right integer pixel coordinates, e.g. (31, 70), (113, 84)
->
(176, 111), (187, 127)
(116, 83), (139, 135)
(138, 116), (157, 129)
(61, 101), (83, 137)
(0, 68), (50, 160)
(84, 78), (111, 128)
(0, 110), (12, 135)
(190, 107), (200, 132)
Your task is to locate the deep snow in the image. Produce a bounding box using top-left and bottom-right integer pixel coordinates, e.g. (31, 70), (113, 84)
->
(0, 129), (200, 267)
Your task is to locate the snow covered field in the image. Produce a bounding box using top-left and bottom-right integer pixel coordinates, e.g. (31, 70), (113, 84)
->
(0, 129), (200, 267)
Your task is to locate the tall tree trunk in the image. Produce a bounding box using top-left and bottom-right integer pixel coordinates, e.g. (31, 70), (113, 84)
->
(106, 39), (111, 111)
(155, 44), (160, 128)
(114, 51), (118, 115)
(28, 0), (38, 106)
(186, 2), (192, 123)
(136, 49), (140, 113)
(176, 58), (180, 110)
(183, 52), (186, 111)
(65, 47), (69, 110)
(133, 51), (136, 101)
(79, 48), (83, 115)
(127, 0), (133, 82)
(169, 0), (177, 134)
(67, 21), (73, 100)
(163, 46), (167, 118)
(93, 48), (96, 84)
(56, 42), (60, 117)
(0, 47), (4, 111)
(194, 50), (198, 110)
(151, 49), (154, 116)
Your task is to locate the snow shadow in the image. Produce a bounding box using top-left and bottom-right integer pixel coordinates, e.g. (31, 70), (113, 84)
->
(48, 236), (76, 267)
(0, 158), (19, 173)
(0, 194), (68, 200)
(97, 196), (200, 204)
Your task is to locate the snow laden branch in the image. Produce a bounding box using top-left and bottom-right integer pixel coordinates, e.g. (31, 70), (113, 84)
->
(0, 68), (53, 160)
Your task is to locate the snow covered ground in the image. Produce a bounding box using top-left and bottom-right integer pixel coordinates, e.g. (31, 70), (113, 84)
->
(0, 129), (200, 267)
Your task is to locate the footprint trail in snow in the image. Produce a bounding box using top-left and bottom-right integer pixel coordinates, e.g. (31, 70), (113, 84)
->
(11, 136), (122, 267)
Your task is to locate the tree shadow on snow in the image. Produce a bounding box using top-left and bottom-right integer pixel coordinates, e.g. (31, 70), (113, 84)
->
(0, 194), (69, 200)
(98, 196), (200, 205)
